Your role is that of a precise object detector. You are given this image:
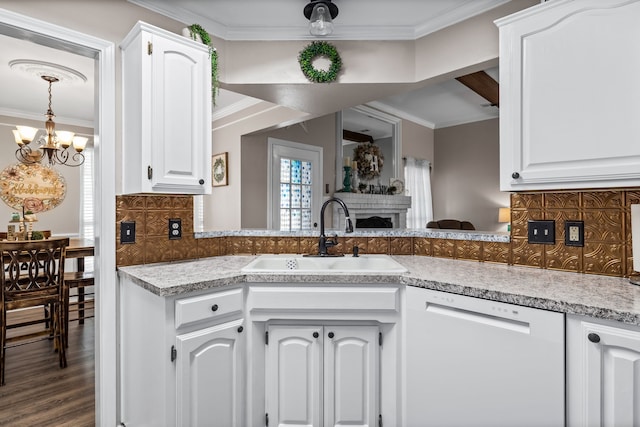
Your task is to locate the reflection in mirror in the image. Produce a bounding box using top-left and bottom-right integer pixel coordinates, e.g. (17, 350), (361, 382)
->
(198, 78), (508, 233)
(339, 106), (402, 193)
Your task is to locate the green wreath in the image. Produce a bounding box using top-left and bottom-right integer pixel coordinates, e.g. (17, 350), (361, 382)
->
(353, 143), (384, 181)
(298, 41), (342, 83)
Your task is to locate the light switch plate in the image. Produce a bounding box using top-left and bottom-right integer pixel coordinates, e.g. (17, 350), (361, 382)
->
(527, 220), (555, 244)
(120, 221), (136, 244)
(564, 220), (584, 247)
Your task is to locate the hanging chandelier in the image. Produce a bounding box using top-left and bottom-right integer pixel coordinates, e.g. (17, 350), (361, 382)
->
(12, 75), (87, 167)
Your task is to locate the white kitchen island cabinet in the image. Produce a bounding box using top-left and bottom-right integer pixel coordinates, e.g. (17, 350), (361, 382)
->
(567, 314), (640, 427)
(121, 21), (212, 195)
(119, 279), (245, 427)
(496, 0), (640, 191)
(265, 324), (379, 427)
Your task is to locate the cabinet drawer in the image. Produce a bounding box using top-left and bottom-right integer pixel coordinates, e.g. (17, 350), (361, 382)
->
(249, 286), (399, 312)
(175, 288), (243, 329)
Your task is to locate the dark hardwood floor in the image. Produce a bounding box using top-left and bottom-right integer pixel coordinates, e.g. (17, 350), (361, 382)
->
(0, 308), (95, 426)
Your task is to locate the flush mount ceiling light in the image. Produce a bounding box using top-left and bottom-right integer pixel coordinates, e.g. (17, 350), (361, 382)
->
(303, 0), (339, 36)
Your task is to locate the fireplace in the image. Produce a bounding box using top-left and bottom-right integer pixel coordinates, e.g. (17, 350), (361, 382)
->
(356, 216), (393, 228)
(332, 193), (411, 229)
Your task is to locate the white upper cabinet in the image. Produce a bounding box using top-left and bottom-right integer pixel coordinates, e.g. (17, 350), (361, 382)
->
(497, 0), (640, 191)
(121, 21), (212, 194)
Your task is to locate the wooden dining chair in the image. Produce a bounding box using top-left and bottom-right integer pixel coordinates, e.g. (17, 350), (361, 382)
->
(0, 237), (69, 385)
(63, 270), (94, 347)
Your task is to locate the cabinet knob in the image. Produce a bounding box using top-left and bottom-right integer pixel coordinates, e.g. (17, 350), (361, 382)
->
(511, 172), (520, 179)
(211, 304), (219, 312)
(237, 326), (244, 333)
(328, 332), (335, 338)
(588, 333), (601, 343)
(199, 179), (205, 185)
(313, 332), (319, 338)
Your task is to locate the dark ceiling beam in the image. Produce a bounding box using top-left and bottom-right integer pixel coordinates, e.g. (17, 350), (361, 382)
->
(455, 70), (499, 107)
(343, 129), (373, 144)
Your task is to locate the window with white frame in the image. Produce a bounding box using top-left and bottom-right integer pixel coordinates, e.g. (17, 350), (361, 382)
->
(80, 147), (94, 271)
(268, 138), (322, 231)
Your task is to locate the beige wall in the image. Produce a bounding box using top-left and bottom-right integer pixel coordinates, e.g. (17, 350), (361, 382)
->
(0, 117), (92, 236)
(240, 114), (337, 229)
(206, 103), (308, 230)
(402, 119), (435, 164)
(432, 118), (508, 231)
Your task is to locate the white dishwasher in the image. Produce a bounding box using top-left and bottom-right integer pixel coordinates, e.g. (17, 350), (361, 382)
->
(405, 287), (564, 427)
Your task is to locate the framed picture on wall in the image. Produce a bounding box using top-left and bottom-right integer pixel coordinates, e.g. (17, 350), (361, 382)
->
(212, 152), (228, 187)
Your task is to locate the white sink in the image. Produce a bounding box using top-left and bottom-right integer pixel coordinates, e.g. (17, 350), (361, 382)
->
(241, 254), (407, 274)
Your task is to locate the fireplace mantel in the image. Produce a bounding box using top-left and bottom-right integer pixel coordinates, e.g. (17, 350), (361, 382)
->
(332, 193), (412, 229)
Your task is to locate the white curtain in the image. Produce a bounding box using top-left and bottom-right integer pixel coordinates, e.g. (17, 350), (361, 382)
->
(404, 157), (433, 228)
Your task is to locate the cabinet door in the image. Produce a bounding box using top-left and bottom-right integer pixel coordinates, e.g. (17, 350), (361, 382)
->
(324, 325), (379, 427)
(498, 0), (640, 191)
(176, 319), (244, 427)
(149, 33), (211, 193)
(266, 325), (322, 427)
(567, 315), (640, 427)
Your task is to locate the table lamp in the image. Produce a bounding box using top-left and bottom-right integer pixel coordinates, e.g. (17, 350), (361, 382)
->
(498, 207), (511, 232)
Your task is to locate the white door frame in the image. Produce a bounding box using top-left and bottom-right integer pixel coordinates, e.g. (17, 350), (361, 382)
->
(0, 8), (117, 426)
(267, 138), (323, 230)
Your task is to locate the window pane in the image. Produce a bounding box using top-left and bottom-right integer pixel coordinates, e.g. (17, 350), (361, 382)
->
(280, 209), (290, 230)
(291, 210), (301, 230)
(291, 160), (301, 184)
(280, 184), (290, 208)
(301, 161), (312, 185)
(291, 185), (301, 208)
(277, 155), (315, 231)
(280, 159), (290, 183)
(301, 185), (311, 208)
(302, 209), (312, 229)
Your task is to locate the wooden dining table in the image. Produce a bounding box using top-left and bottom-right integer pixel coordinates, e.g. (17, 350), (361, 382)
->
(66, 238), (95, 271)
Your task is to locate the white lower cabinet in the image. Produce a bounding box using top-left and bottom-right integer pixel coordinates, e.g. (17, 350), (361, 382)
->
(122, 279), (640, 426)
(567, 314), (640, 427)
(176, 319), (245, 427)
(119, 280), (245, 426)
(265, 324), (379, 427)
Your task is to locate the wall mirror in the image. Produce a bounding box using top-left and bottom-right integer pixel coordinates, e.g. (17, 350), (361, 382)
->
(339, 105), (402, 193)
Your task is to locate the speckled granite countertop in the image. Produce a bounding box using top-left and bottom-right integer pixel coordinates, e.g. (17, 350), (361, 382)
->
(195, 228), (510, 242)
(117, 255), (640, 326)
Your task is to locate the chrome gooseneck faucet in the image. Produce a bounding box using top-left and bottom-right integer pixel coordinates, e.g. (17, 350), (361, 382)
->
(317, 197), (354, 256)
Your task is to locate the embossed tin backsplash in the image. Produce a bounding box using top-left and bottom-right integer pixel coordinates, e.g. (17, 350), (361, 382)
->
(116, 189), (639, 277)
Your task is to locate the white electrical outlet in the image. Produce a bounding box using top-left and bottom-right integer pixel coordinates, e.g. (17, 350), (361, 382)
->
(564, 221), (584, 247)
(569, 226), (580, 241)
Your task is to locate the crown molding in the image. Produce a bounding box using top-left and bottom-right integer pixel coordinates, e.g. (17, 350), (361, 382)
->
(128, 0), (511, 41)
(211, 97), (263, 121)
(366, 101), (436, 130)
